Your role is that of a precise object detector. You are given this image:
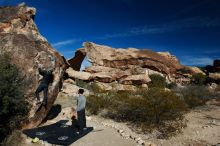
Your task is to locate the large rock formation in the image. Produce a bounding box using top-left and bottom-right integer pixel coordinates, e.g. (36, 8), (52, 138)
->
(205, 59), (220, 73)
(67, 42), (202, 85)
(0, 4), (67, 128)
(213, 60), (220, 72)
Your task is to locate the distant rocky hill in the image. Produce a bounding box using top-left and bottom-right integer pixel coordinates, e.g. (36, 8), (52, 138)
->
(205, 60), (220, 83)
(67, 42), (204, 89)
(0, 4), (67, 128)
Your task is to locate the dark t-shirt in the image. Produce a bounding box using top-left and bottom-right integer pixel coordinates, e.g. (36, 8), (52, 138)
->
(39, 68), (53, 85)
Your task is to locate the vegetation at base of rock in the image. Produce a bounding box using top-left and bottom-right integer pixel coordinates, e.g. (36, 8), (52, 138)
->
(87, 86), (187, 138)
(1, 130), (24, 146)
(86, 79), (219, 138)
(191, 73), (207, 85)
(0, 54), (29, 143)
(149, 74), (167, 88)
(75, 79), (103, 93)
(75, 79), (88, 88)
(174, 85), (216, 108)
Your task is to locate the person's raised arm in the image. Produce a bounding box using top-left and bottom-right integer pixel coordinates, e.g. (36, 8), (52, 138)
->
(38, 64), (46, 75)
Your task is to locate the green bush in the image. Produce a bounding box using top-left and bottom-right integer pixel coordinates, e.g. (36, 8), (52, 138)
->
(87, 88), (187, 138)
(0, 54), (29, 143)
(75, 80), (103, 93)
(174, 85), (214, 108)
(149, 74), (166, 88)
(2, 130), (24, 146)
(87, 93), (113, 114)
(167, 82), (177, 89)
(191, 73), (207, 85)
(75, 79), (88, 88)
(144, 88), (186, 124)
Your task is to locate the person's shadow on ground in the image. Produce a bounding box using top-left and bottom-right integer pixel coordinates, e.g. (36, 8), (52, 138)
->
(44, 104), (62, 120)
(23, 120), (93, 146)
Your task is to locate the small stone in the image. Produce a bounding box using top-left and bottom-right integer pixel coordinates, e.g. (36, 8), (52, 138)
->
(135, 137), (141, 142)
(118, 129), (124, 134)
(25, 138), (32, 143)
(120, 132), (126, 137)
(124, 134), (130, 139)
(130, 135), (135, 139)
(138, 140), (145, 145)
(86, 116), (92, 121)
(144, 141), (156, 146)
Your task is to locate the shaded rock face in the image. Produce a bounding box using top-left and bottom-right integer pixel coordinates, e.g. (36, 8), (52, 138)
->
(68, 42), (201, 85)
(214, 60), (220, 72)
(205, 60), (220, 73)
(68, 49), (86, 71)
(0, 5), (67, 128)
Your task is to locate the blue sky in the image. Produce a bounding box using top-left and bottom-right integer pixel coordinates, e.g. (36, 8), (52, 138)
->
(1, 0), (220, 66)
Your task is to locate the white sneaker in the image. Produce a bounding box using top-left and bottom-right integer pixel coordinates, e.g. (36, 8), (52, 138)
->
(76, 131), (80, 135)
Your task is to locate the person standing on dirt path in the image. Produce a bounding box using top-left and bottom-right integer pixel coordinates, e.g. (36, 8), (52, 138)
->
(76, 89), (87, 133)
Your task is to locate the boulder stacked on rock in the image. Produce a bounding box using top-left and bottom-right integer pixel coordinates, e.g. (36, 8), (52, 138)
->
(0, 4), (67, 128)
(67, 42), (204, 86)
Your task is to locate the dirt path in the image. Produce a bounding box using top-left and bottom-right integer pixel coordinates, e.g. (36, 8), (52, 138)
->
(70, 120), (136, 146)
(22, 107), (137, 146)
(151, 105), (220, 146)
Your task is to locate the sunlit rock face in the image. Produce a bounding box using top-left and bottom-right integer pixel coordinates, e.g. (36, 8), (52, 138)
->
(0, 4), (67, 128)
(68, 42), (204, 85)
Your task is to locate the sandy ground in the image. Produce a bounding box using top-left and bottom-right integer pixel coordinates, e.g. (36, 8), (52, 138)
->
(84, 104), (220, 146)
(151, 104), (220, 146)
(152, 105), (220, 146)
(21, 97), (137, 146)
(70, 120), (136, 146)
(21, 96), (220, 146)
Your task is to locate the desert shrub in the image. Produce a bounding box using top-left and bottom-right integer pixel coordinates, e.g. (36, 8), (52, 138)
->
(87, 93), (112, 114)
(88, 82), (104, 93)
(83, 42), (92, 48)
(174, 85), (214, 108)
(143, 88), (186, 124)
(0, 54), (29, 143)
(177, 68), (191, 74)
(87, 88), (187, 138)
(216, 86), (220, 101)
(191, 73), (207, 85)
(167, 82), (177, 89)
(1, 130), (24, 146)
(75, 80), (104, 93)
(215, 85), (220, 93)
(75, 79), (88, 88)
(149, 74), (166, 88)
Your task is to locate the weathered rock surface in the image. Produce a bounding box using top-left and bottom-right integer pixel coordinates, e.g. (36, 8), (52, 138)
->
(56, 79), (89, 109)
(120, 74), (151, 85)
(66, 67), (92, 80)
(0, 4), (67, 128)
(95, 82), (142, 91)
(61, 79), (89, 96)
(209, 73), (220, 82)
(186, 67), (205, 75)
(68, 42), (203, 85)
(68, 49), (86, 71)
